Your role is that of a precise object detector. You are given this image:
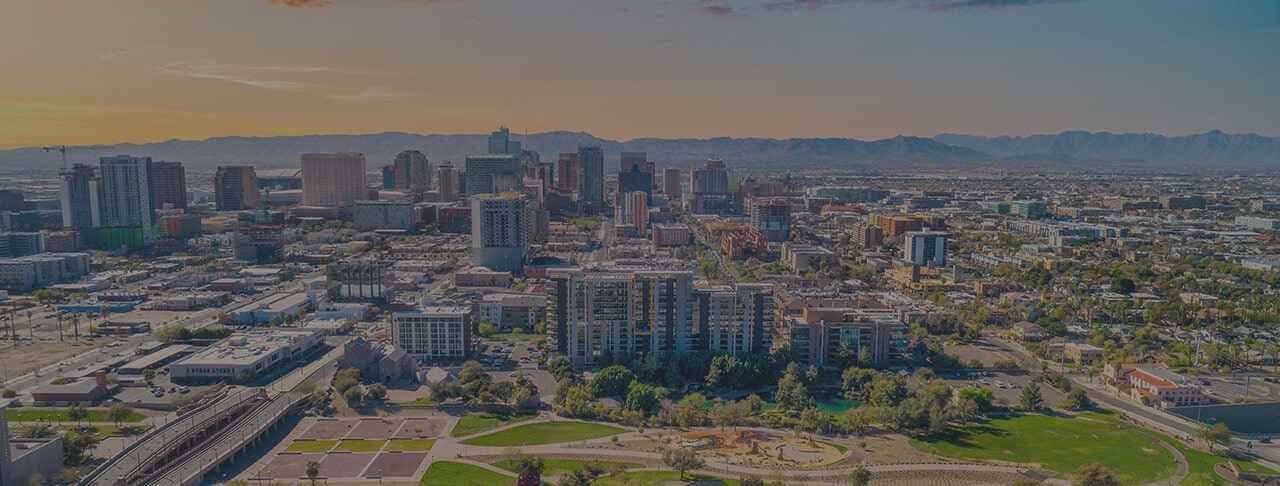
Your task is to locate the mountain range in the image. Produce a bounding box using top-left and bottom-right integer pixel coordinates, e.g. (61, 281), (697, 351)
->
(2, 130), (1276, 175)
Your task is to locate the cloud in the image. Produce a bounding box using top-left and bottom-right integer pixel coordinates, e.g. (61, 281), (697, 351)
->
(158, 60), (316, 91)
(268, 0), (331, 7)
(698, 5), (747, 18)
(686, 0), (1074, 17)
(326, 86), (421, 102)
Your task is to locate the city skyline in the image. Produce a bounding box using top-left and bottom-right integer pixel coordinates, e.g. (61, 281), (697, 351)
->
(3, 0), (1278, 149)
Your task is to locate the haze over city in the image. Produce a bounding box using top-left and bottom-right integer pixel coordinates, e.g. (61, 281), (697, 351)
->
(3, 0), (1279, 148)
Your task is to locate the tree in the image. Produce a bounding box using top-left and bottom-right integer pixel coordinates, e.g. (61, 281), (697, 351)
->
(1075, 463), (1119, 486)
(740, 475), (765, 486)
(459, 360), (487, 384)
(866, 374), (908, 408)
(142, 369), (157, 386)
(477, 322), (499, 338)
(662, 447), (705, 479)
(798, 406), (831, 434)
(1019, 382), (1045, 411)
(957, 386), (995, 411)
(67, 404), (89, 425)
(343, 386), (364, 403)
(948, 397), (981, 425)
(1193, 423), (1231, 452)
(849, 466), (872, 486)
(625, 381), (664, 413)
(1061, 389), (1093, 411)
(590, 365), (636, 398)
(365, 384), (387, 401)
(305, 460), (321, 486)
(548, 357), (575, 382)
(775, 363), (814, 412)
(62, 428), (100, 465)
(710, 400), (749, 433)
(107, 403), (134, 427)
(673, 393), (709, 428)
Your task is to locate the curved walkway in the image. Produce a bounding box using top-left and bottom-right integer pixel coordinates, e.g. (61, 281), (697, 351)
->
(441, 418), (1054, 485)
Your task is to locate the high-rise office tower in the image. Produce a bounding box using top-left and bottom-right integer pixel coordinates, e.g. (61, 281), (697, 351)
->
(465, 154), (520, 196)
(614, 191), (650, 236)
(471, 193), (529, 274)
(98, 155), (154, 248)
(752, 200), (792, 242)
(903, 230), (948, 267)
(438, 161), (457, 202)
(620, 151), (653, 174)
(214, 166), (261, 211)
(576, 145), (604, 204)
(59, 163), (102, 230)
(617, 166), (653, 202)
(150, 161), (187, 210)
(488, 126), (522, 155)
(301, 152), (366, 207)
(688, 158), (738, 215)
(393, 150), (431, 192)
(664, 168), (682, 200)
(382, 165), (396, 189)
(556, 153), (578, 194)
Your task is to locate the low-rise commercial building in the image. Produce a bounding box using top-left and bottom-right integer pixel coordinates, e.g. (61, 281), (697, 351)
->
(170, 328), (326, 383)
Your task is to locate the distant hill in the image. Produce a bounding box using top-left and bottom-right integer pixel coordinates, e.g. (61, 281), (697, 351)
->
(933, 130), (1280, 167)
(2, 129), (1275, 176)
(0, 132), (990, 175)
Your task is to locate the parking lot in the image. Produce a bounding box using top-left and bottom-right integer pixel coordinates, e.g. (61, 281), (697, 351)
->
(481, 337), (557, 404)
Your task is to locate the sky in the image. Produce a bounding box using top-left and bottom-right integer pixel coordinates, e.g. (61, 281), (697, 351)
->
(1, 0), (1278, 148)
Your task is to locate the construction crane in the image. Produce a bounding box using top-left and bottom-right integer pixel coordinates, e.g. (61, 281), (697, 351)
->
(41, 145), (114, 169)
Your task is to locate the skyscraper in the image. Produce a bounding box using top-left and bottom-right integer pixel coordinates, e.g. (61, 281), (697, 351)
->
(471, 193), (529, 274)
(59, 163), (101, 230)
(464, 154), (520, 196)
(438, 161), (457, 202)
(617, 166), (653, 201)
(488, 126), (522, 155)
(620, 151), (653, 174)
(688, 158), (738, 215)
(751, 199), (792, 242)
(576, 145), (604, 204)
(98, 155), (154, 248)
(301, 152), (366, 207)
(393, 150), (431, 192)
(549, 269), (695, 366)
(214, 166), (261, 211)
(697, 283), (774, 356)
(664, 167), (682, 200)
(150, 161), (187, 210)
(903, 230), (948, 267)
(556, 153), (578, 194)
(614, 191), (649, 236)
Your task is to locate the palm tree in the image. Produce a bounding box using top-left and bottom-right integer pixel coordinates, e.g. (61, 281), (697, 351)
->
(72, 313), (82, 340)
(55, 312), (64, 341)
(305, 460), (320, 486)
(25, 310), (33, 339)
(99, 305), (111, 327)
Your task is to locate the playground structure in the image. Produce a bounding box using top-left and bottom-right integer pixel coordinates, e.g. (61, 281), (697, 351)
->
(672, 429), (845, 468)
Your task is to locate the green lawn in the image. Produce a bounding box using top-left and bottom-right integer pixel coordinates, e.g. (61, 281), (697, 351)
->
(460, 421), (625, 446)
(593, 471), (740, 486)
(334, 439), (387, 452)
(7, 408), (146, 423)
(285, 440), (337, 453)
(912, 413), (1176, 484)
(819, 440), (849, 454)
(386, 438), (437, 452)
(450, 411), (539, 438)
(419, 461), (516, 486)
(494, 459), (642, 476)
(1081, 410), (1279, 485)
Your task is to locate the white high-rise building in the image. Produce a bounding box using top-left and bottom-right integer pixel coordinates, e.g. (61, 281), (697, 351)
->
(697, 283), (774, 356)
(903, 230), (948, 267)
(392, 306), (472, 361)
(471, 193), (529, 274)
